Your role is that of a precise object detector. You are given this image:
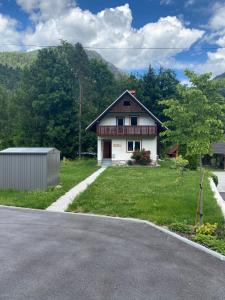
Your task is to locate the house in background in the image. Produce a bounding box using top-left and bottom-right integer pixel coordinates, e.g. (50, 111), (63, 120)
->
(212, 141), (225, 169)
(86, 90), (166, 166)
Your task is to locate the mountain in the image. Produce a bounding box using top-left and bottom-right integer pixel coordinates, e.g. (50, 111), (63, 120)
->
(0, 51), (38, 69)
(214, 73), (225, 97)
(0, 48), (123, 79)
(214, 73), (225, 80)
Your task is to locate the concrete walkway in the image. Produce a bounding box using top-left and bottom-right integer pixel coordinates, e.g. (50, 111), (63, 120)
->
(46, 167), (106, 212)
(213, 171), (225, 200)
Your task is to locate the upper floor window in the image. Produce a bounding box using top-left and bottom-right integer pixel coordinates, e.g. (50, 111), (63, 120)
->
(130, 116), (138, 126)
(123, 100), (131, 106)
(117, 117), (125, 126)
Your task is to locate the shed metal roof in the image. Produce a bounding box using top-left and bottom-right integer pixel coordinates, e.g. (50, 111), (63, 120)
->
(0, 148), (59, 154)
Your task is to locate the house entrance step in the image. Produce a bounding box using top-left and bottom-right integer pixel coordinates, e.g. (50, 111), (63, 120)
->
(102, 159), (112, 166)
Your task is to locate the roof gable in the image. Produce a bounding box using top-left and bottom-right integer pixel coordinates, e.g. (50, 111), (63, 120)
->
(108, 93), (146, 113)
(86, 90), (166, 131)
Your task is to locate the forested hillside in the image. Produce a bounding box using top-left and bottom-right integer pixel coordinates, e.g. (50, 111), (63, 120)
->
(0, 51), (38, 69)
(0, 42), (179, 157)
(0, 64), (21, 90)
(0, 48), (122, 79)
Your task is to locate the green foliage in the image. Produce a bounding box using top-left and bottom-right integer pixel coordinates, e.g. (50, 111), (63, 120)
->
(127, 160), (133, 166)
(158, 158), (175, 168)
(195, 223), (217, 235)
(0, 86), (14, 149)
(174, 155), (189, 171)
(215, 222), (225, 240)
(0, 51), (38, 69)
(0, 42), (180, 156)
(142, 66), (179, 122)
(131, 149), (151, 165)
(168, 223), (193, 234)
(193, 234), (225, 255)
(14, 47), (77, 157)
(161, 70), (225, 157)
(0, 64), (21, 90)
(185, 154), (198, 170)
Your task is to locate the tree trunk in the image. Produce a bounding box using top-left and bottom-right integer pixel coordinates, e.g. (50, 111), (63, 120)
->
(199, 154), (204, 225)
(78, 79), (82, 159)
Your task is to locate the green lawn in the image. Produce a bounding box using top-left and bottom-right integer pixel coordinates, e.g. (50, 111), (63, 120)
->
(0, 159), (98, 209)
(68, 164), (223, 226)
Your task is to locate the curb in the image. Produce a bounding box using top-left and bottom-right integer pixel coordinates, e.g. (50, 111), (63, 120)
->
(74, 212), (225, 262)
(209, 178), (225, 219)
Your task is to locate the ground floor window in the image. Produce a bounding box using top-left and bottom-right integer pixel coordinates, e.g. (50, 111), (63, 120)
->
(127, 140), (141, 152)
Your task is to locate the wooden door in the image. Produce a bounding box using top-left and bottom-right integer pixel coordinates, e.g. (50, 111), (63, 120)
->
(103, 140), (112, 159)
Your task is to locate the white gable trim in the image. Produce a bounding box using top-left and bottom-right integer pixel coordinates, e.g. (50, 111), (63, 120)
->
(86, 90), (167, 130)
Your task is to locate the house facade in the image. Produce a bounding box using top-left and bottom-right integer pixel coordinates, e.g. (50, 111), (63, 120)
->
(86, 90), (165, 166)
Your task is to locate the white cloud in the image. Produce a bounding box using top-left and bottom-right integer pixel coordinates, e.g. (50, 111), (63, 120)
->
(160, 0), (173, 5)
(197, 48), (225, 76)
(184, 0), (195, 8)
(196, 3), (225, 76)
(20, 4), (204, 69)
(209, 2), (225, 31)
(16, 0), (76, 21)
(0, 14), (22, 51)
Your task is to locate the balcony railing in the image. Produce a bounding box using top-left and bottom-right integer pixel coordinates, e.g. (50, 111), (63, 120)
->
(96, 125), (157, 136)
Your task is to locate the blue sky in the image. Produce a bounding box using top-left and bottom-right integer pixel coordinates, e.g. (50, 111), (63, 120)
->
(1, 0), (225, 81)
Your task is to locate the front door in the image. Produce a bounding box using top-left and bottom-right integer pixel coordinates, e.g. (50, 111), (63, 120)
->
(103, 140), (112, 159)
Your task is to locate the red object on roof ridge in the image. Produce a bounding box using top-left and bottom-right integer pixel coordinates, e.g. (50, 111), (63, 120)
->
(128, 89), (136, 95)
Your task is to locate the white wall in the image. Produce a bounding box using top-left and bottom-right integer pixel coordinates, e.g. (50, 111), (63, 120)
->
(100, 116), (116, 126)
(97, 136), (157, 164)
(99, 114), (155, 126)
(97, 137), (102, 162)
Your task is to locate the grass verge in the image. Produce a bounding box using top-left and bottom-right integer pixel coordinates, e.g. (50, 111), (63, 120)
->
(68, 165), (223, 225)
(0, 159), (98, 209)
(68, 163), (225, 255)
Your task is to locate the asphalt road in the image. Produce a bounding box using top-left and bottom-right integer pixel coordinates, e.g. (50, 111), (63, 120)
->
(0, 207), (225, 300)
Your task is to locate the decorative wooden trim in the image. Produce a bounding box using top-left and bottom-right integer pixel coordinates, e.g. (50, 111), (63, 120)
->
(97, 125), (157, 136)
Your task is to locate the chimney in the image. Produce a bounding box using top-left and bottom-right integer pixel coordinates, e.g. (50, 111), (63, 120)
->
(128, 89), (136, 96)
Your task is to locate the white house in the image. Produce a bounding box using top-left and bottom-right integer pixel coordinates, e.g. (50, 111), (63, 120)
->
(86, 90), (166, 166)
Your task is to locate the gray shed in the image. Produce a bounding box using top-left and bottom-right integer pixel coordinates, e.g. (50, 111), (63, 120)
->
(0, 148), (60, 190)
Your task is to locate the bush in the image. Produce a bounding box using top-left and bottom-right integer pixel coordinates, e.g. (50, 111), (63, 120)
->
(175, 155), (189, 171)
(195, 223), (217, 235)
(215, 222), (225, 240)
(211, 174), (218, 186)
(127, 160), (133, 166)
(193, 234), (225, 255)
(168, 223), (193, 234)
(131, 149), (151, 165)
(185, 155), (198, 170)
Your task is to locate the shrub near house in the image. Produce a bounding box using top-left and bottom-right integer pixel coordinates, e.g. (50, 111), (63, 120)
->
(131, 149), (151, 165)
